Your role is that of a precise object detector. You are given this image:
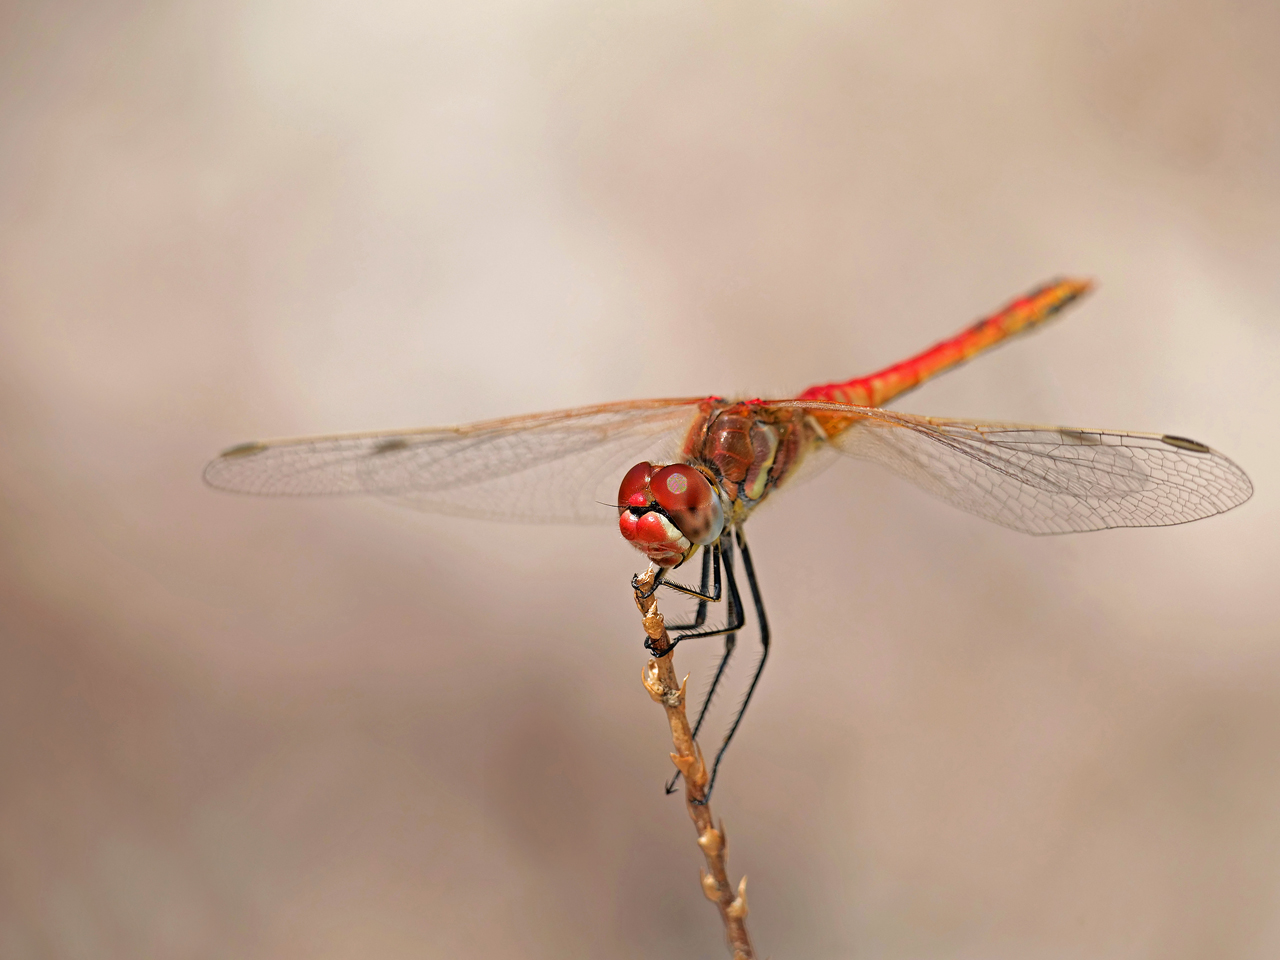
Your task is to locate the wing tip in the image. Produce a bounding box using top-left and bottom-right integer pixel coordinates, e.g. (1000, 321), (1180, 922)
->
(204, 441), (266, 492)
(1157, 434), (1254, 508)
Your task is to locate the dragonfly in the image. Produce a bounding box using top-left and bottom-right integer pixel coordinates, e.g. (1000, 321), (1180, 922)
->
(205, 279), (1252, 800)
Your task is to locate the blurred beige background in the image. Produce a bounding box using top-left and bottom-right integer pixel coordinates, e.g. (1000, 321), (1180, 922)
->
(2, 1), (1278, 957)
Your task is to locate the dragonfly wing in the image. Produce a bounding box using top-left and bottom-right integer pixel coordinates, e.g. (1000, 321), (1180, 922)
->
(775, 401), (1253, 535)
(203, 398), (707, 524)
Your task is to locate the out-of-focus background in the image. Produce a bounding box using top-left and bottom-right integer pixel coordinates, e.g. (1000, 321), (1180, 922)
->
(2, 1), (1278, 957)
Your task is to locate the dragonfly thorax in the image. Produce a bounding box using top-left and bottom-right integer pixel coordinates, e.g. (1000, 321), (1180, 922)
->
(685, 403), (812, 514)
(704, 413), (782, 502)
(617, 462), (725, 567)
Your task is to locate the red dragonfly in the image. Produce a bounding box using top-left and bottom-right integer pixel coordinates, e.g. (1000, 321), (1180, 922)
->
(206, 279), (1252, 798)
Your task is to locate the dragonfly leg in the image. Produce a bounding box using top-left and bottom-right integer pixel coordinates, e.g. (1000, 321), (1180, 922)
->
(644, 536), (743, 658)
(691, 526), (770, 807)
(630, 565), (666, 600)
(631, 542), (722, 606)
(656, 543), (722, 604)
(665, 538), (738, 793)
(659, 545), (714, 631)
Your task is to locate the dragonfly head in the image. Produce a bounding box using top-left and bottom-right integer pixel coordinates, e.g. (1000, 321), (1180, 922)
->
(617, 461), (724, 567)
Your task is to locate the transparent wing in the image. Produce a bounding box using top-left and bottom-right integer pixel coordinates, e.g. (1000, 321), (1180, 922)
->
(775, 400), (1253, 535)
(203, 398), (707, 524)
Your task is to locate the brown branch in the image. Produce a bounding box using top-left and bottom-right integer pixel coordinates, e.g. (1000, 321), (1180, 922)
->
(633, 565), (756, 960)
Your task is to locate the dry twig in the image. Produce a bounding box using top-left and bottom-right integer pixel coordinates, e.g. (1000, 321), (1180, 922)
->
(633, 565), (756, 960)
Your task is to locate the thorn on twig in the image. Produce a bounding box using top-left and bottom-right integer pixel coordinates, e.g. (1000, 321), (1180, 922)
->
(726, 876), (749, 920)
(670, 748), (705, 787)
(697, 827), (723, 856)
(669, 740), (707, 794)
(672, 672), (689, 710)
(642, 610), (666, 641)
(701, 868), (721, 902)
(642, 661), (665, 703)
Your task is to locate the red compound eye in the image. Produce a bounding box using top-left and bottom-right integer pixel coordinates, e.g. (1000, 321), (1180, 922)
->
(651, 464), (724, 546)
(617, 461), (724, 563)
(651, 464), (704, 512)
(618, 461), (654, 510)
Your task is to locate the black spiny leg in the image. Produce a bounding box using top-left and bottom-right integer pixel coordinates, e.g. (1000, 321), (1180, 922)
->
(659, 544), (713, 631)
(664, 535), (738, 794)
(688, 535), (738, 737)
(670, 537), (742, 793)
(692, 526), (770, 806)
(631, 541), (721, 606)
(642, 538), (743, 658)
